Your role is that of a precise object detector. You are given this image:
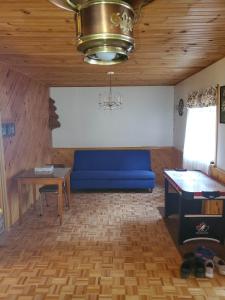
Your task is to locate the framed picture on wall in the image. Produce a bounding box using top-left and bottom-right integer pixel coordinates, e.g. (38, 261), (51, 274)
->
(220, 86), (225, 124)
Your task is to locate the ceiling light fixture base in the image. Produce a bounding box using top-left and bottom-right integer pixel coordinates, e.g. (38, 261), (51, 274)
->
(49, 0), (154, 65)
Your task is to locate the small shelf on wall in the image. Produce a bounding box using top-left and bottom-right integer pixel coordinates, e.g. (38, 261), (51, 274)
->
(49, 98), (61, 130)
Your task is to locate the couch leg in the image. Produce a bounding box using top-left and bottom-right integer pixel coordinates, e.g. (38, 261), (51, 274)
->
(149, 188), (153, 193)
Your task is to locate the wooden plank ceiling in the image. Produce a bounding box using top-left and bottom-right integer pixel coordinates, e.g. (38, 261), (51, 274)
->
(0, 0), (225, 86)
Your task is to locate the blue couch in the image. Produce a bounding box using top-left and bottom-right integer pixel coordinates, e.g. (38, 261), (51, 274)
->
(70, 150), (156, 191)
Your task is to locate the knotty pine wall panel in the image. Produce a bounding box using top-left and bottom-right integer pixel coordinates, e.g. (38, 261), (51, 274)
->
(0, 64), (51, 225)
(52, 147), (182, 186)
(210, 167), (225, 185)
(151, 147), (182, 185)
(206, 166), (225, 214)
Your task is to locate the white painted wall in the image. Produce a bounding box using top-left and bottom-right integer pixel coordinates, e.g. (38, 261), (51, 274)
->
(51, 86), (174, 148)
(174, 57), (225, 170)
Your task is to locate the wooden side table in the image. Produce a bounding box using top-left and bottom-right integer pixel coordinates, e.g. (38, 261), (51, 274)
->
(16, 168), (71, 225)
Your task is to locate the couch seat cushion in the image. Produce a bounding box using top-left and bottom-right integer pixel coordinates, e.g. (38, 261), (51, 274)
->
(71, 170), (155, 180)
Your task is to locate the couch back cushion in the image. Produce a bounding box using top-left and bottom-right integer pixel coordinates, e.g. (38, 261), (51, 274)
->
(73, 150), (151, 171)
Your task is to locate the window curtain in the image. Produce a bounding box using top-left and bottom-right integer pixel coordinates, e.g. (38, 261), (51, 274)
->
(186, 86), (217, 108)
(183, 106), (216, 174)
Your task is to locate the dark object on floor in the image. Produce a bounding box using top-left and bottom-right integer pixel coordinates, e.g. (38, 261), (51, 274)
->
(194, 257), (205, 278)
(180, 252), (206, 278)
(180, 252), (195, 278)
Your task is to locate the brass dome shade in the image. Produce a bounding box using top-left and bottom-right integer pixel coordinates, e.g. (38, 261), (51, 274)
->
(49, 0), (154, 65)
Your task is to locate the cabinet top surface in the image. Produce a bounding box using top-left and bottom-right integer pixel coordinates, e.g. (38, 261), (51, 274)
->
(164, 170), (225, 194)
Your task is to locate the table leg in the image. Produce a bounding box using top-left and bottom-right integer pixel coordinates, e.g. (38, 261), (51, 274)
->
(32, 184), (36, 209)
(222, 199), (225, 244)
(58, 182), (63, 225)
(17, 182), (23, 224)
(164, 178), (169, 217)
(178, 195), (183, 245)
(65, 174), (71, 208)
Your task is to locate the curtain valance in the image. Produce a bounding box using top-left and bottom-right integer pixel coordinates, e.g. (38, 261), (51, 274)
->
(187, 86), (217, 108)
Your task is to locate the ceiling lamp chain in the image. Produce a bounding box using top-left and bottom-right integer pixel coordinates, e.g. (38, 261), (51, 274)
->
(48, 0), (154, 65)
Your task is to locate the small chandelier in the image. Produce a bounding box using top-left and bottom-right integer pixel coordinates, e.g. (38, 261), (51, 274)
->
(48, 0), (154, 65)
(99, 72), (122, 110)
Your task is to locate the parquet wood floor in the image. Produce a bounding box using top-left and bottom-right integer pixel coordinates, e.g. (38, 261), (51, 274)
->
(0, 188), (224, 300)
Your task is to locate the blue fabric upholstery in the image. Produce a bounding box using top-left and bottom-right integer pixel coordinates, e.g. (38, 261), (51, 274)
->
(73, 150), (151, 170)
(72, 180), (154, 190)
(71, 170), (155, 180)
(71, 150), (156, 191)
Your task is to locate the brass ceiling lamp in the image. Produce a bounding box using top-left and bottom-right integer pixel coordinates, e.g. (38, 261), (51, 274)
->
(48, 0), (154, 65)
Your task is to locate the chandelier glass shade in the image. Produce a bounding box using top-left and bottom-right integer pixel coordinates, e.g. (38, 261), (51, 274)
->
(99, 72), (122, 111)
(48, 0), (154, 65)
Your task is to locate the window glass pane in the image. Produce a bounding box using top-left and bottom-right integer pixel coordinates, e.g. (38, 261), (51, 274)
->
(183, 106), (216, 173)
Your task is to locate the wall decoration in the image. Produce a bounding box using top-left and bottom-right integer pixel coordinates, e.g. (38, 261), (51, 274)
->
(49, 98), (61, 130)
(1, 122), (16, 138)
(177, 98), (184, 116)
(220, 86), (225, 124)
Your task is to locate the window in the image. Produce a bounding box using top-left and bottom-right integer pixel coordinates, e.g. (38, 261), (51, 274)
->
(183, 106), (216, 174)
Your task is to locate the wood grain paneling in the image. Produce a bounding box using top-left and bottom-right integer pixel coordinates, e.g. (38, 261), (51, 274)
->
(173, 147), (183, 169)
(0, 1), (225, 86)
(151, 147), (182, 185)
(0, 64), (51, 225)
(52, 147), (181, 185)
(206, 165), (225, 214)
(52, 147), (75, 167)
(210, 166), (225, 185)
